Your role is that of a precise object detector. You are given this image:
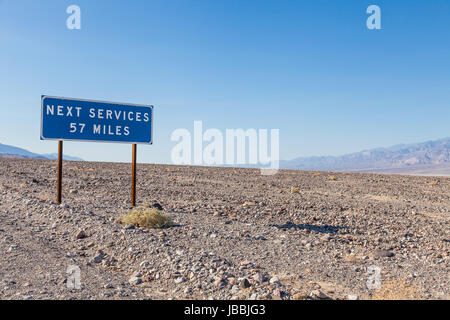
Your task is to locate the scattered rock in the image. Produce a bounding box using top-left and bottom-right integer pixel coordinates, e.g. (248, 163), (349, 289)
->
(91, 254), (103, 264)
(75, 230), (87, 239)
(151, 203), (163, 210)
(374, 249), (394, 258)
(252, 273), (265, 283)
(239, 278), (251, 289)
(8, 245), (18, 252)
(272, 288), (282, 298)
(269, 276), (280, 285)
(174, 277), (185, 284)
(129, 276), (142, 286)
(292, 292), (307, 300)
(309, 290), (329, 300)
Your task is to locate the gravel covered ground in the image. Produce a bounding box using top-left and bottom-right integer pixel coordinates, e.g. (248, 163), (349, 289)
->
(0, 158), (448, 300)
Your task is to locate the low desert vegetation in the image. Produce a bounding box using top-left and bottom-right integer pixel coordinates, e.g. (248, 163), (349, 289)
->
(328, 175), (337, 181)
(429, 181), (439, 186)
(120, 204), (173, 229)
(371, 278), (421, 300)
(290, 186), (300, 193)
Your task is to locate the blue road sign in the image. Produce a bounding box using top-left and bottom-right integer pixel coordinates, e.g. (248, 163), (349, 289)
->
(41, 96), (153, 144)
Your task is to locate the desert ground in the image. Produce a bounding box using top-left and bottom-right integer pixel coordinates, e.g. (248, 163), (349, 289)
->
(0, 158), (448, 300)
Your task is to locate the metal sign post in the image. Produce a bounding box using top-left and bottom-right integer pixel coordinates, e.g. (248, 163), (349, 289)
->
(41, 96), (153, 206)
(131, 144), (137, 207)
(57, 140), (63, 204)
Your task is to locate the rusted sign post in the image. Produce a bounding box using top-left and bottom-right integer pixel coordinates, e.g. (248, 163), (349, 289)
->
(41, 96), (153, 206)
(131, 144), (137, 207)
(57, 140), (63, 204)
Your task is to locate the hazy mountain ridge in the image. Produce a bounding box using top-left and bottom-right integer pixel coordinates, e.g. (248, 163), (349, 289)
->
(0, 143), (83, 161)
(282, 138), (450, 173)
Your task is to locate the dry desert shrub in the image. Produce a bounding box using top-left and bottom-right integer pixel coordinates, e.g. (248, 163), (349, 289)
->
(429, 181), (439, 186)
(290, 186), (300, 194)
(120, 204), (173, 229)
(328, 175), (337, 181)
(371, 278), (421, 300)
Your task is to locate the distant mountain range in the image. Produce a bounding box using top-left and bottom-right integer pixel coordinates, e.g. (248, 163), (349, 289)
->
(0, 143), (83, 161)
(281, 137), (450, 175)
(2, 138), (450, 175)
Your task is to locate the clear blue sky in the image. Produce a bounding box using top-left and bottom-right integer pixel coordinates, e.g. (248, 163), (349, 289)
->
(1, 0), (449, 163)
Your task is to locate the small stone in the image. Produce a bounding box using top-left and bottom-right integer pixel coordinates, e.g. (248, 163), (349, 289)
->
(239, 278), (251, 289)
(374, 249), (394, 258)
(213, 277), (226, 287)
(309, 289), (329, 300)
(252, 273), (265, 283)
(75, 230), (87, 239)
(269, 276), (280, 284)
(292, 292), (307, 300)
(129, 276), (142, 285)
(240, 260), (252, 267)
(184, 287), (192, 294)
(139, 260), (150, 268)
(92, 254), (103, 264)
(151, 203), (163, 210)
(249, 293), (258, 300)
(272, 288), (281, 298)
(347, 294), (359, 300)
(175, 277), (185, 284)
